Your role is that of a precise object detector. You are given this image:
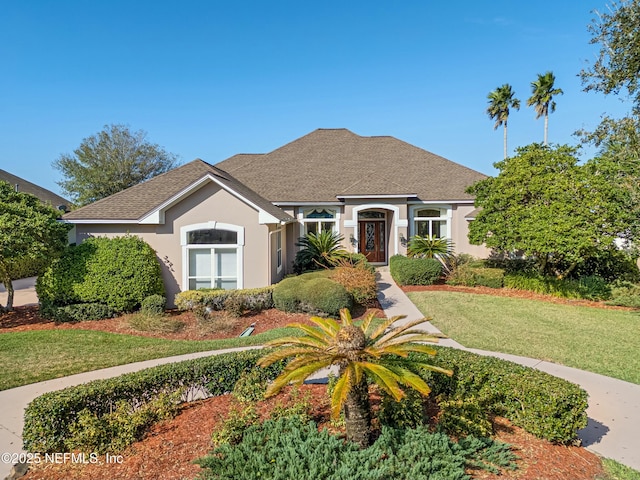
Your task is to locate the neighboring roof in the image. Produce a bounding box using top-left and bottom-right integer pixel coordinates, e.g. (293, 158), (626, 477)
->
(63, 160), (294, 223)
(465, 207), (482, 220)
(215, 128), (487, 203)
(0, 169), (70, 210)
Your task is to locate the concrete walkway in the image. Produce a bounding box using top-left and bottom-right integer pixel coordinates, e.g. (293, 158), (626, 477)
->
(0, 277), (38, 308)
(0, 273), (638, 477)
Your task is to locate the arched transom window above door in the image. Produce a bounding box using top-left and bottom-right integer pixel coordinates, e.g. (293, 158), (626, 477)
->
(180, 222), (244, 291)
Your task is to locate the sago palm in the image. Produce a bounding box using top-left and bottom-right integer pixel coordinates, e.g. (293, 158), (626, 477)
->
(258, 308), (452, 447)
(487, 84), (520, 159)
(294, 230), (348, 272)
(527, 71), (563, 145)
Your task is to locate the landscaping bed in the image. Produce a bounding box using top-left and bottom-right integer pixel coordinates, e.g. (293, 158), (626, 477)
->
(21, 384), (605, 480)
(402, 284), (636, 311)
(0, 305), (383, 340)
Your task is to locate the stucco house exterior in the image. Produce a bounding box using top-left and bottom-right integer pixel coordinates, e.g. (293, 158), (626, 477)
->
(63, 128), (489, 304)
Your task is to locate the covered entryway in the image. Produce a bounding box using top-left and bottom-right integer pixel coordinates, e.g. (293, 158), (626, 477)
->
(358, 211), (386, 263)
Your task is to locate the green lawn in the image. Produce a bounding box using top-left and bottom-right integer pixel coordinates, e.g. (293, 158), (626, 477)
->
(407, 291), (640, 385)
(0, 327), (298, 391)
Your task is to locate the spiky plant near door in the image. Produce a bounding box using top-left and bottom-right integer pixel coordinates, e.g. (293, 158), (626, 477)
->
(258, 308), (452, 447)
(293, 230), (348, 273)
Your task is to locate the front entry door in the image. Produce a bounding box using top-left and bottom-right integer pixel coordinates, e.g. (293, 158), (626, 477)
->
(359, 220), (386, 263)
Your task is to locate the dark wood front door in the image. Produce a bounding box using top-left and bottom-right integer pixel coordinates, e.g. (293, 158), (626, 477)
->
(359, 220), (386, 263)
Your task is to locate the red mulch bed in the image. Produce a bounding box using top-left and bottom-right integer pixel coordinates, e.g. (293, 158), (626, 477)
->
(0, 305), (384, 340)
(21, 384), (605, 480)
(402, 283), (635, 311)
(2, 300), (607, 480)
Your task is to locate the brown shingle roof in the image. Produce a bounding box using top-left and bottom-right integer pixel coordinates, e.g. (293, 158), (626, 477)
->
(63, 160), (294, 223)
(0, 169), (70, 210)
(215, 129), (486, 202)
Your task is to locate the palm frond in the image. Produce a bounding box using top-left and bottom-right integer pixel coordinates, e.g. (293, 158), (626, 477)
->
(372, 317), (433, 346)
(369, 315), (406, 340)
(330, 366), (352, 419)
(359, 362), (405, 401)
(339, 308), (354, 328)
(265, 359), (331, 397)
(359, 311), (377, 336)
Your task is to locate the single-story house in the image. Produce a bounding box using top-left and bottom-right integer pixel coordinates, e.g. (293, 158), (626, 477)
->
(63, 128), (489, 304)
(0, 169), (70, 211)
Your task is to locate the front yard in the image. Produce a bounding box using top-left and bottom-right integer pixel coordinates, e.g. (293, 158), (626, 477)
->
(407, 289), (640, 384)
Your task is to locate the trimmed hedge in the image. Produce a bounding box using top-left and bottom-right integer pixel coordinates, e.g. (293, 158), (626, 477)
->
(46, 302), (115, 323)
(446, 265), (505, 289)
(273, 272), (352, 316)
(389, 255), (442, 286)
(503, 272), (611, 300)
(37, 235), (164, 316)
(423, 346), (588, 444)
(23, 349), (284, 454)
(141, 294), (166, 315)
(174, 286), (275, 317)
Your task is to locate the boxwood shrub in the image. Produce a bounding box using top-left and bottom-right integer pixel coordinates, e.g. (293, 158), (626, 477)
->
(389, 254), (442, 286)
(422, 346), (588, 444)
(46, 302), (115, 323)
(23, 349), (284, 454)
(273, 271), (352, 316)
(37, 235), (164, 316)
(174, 286), (275, 317)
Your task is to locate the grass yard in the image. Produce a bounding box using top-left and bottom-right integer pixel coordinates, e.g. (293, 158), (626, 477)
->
(407, 291), (640, 385)
(0, 327), (298, 391)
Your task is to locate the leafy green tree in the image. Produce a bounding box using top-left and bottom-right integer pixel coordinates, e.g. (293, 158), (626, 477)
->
(527, 71), (563, 145)
(580, 0), (640, 109)
(53, 124), (179, 206)
(258, 308), (452, 447)
(467, 144), (635, 278)
(0, 182), (71, 311)
(487, 84), (520, 159)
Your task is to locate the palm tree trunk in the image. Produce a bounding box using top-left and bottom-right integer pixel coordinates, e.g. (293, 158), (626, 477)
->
(544, 114), (549, 146)
(343, 378), (371, 447)
(503, 122), (508, 159)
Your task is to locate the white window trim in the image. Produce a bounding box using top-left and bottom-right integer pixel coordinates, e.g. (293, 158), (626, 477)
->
(409, 205), (452, 239)
(180, 222), (244, 290)
(298, 207), (340, 237)
(275, 229), (283, 273)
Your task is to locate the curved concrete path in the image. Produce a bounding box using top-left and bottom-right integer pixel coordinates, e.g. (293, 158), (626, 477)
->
(0, 273), (638, 478)
(376, 269), (640, 471)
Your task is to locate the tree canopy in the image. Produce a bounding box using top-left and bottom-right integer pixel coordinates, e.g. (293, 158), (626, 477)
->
(467, 144), (636, 278)
(580, 0), (640, 109)
(53, 124), (179, 206)
(0, 181), (71, 311)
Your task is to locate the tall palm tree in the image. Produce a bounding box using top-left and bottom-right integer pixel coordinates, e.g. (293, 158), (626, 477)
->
(487, 84), (521, 159)
(527, 71), (563, 145)
(258, 308), (452, 447)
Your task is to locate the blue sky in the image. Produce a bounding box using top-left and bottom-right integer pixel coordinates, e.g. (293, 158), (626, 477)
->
(0, 1), (632, 198)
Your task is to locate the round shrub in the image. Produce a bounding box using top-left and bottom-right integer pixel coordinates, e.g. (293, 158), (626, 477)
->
(273, 272), (351, 316)
(302, 277), (352, 317)
(141, 294), (167, 315)
(37, 235), (164, 315)
(389, 255), (442, 286)
(272, 277), (301, 312)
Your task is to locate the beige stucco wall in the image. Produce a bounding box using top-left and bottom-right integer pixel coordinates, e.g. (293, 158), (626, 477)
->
(72, 181), (273, 306)
(450, 204), (491, 258)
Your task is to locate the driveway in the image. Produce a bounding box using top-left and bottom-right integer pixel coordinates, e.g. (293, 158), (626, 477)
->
(0, 277), (38, 307)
